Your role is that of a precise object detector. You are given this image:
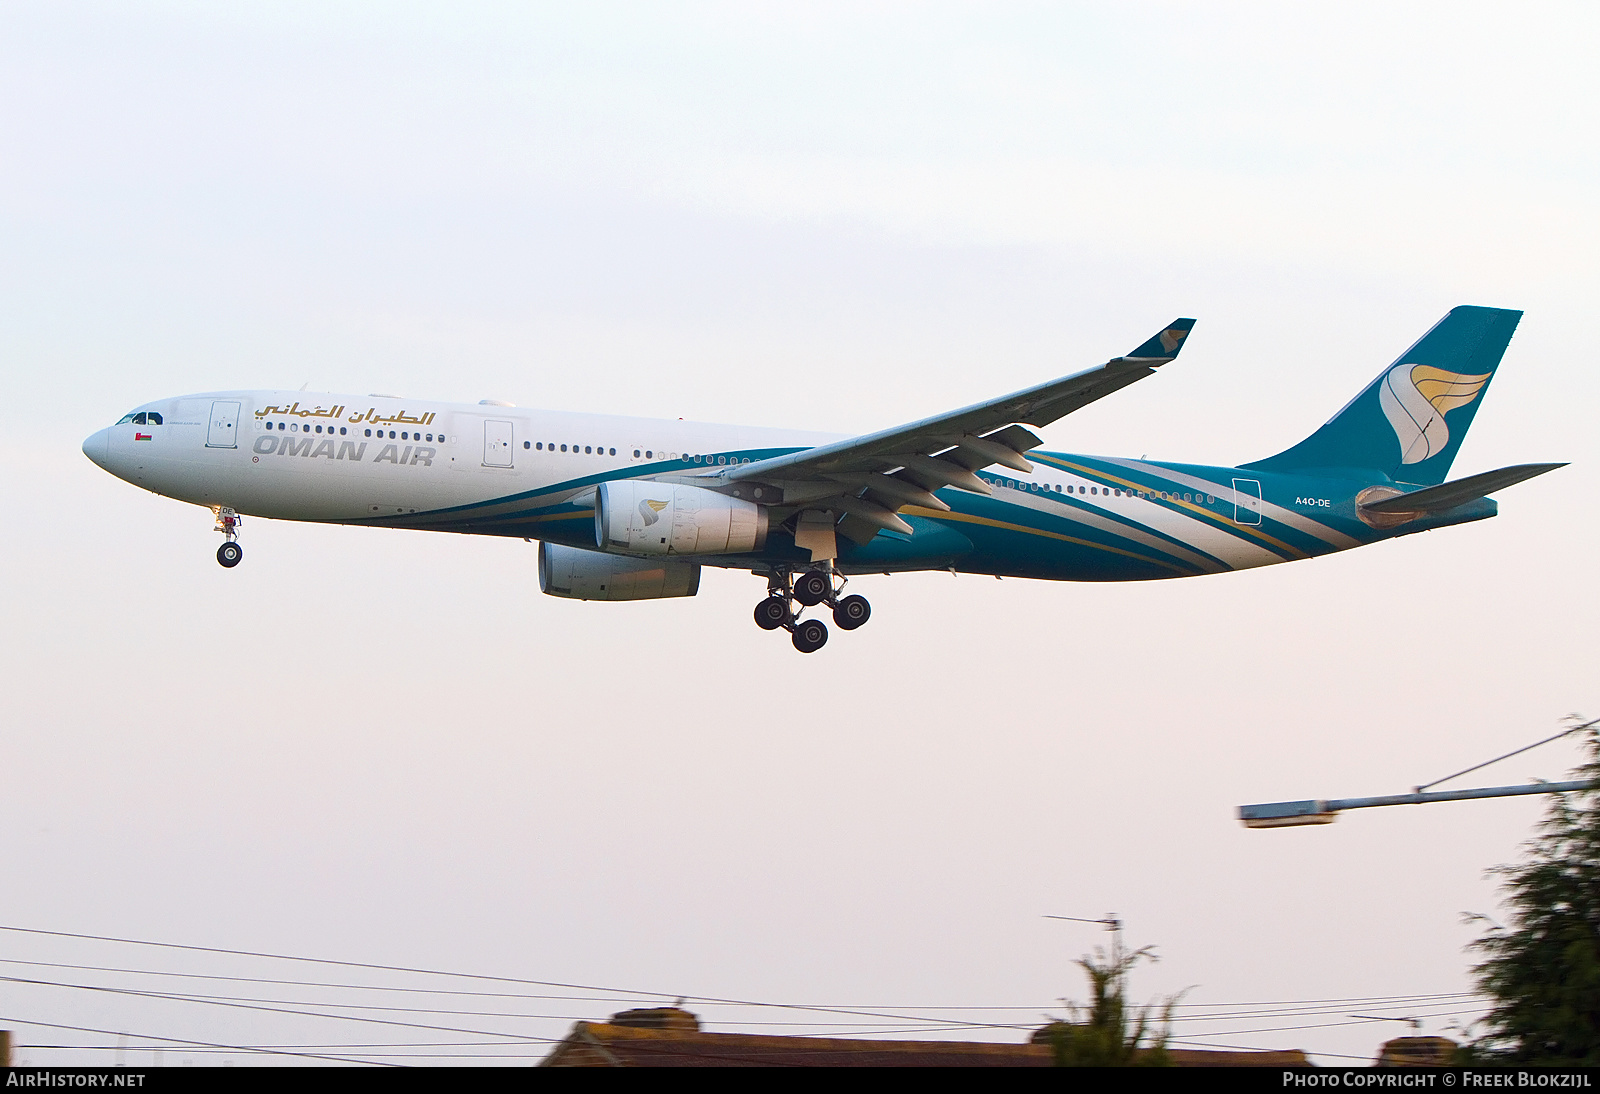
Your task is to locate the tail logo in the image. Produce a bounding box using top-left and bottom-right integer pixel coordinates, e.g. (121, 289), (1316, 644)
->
(1378, 363), (1491, 465)
(638, 498), (670, 526)
(1158, 327), (1190, 354)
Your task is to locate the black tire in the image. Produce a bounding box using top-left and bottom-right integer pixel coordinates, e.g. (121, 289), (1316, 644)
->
(793, 570), (831, 606)
(217, 542), (243, 568)
(754, 597), (791, 630)
(833, 594), (871, 630)
(791, 618), (829, 653)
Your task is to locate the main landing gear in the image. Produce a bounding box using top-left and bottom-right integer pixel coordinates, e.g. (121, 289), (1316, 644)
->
(753, 568), (872, 654)
(214, 507), (243, 568)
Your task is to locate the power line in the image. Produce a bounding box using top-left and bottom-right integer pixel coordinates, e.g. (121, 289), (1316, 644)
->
(1168, 1000), (1483, 1023)
(25, 1048), (551, 1059)
(0, 974), (564, 1043)
(1167, 1038), (1375, 1062)
(0, 1015), (392, 1066)
(1164, 991), (1482, 1009)
(0, 922), (1495, 1066)
(0, 925), (1045, 1027)
(0, 930), (1486, 1022)
(0, 958), (666, 1003)
(1163, 1009), (1486, 1038)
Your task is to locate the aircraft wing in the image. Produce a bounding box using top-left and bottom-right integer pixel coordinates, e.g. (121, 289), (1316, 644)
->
(681, 319), (1195, 548)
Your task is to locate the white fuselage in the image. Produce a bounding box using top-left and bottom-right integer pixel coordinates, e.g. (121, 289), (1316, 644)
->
(84, 390), (841, 528)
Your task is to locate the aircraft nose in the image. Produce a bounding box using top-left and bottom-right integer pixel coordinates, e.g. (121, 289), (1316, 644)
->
(82, 427), (112, 471)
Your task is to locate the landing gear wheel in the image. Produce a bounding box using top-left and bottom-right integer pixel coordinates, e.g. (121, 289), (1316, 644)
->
(791, 618), (829, 653)
(793, 571), (832, 607)
(833, 594), (871, 630)
(754, 597), (792, 631)
(217, 542), (243, 568)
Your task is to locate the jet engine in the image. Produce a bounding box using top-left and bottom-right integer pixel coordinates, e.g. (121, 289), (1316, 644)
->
(595, 481), (767, 556)
(538, 542), (701, 601)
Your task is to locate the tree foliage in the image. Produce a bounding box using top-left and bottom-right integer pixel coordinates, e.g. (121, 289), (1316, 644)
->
(1467, 722), (1600, 1064)
(1046, 944), (1179, 1067)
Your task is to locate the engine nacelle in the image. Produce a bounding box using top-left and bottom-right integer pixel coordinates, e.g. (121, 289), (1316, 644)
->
(595, 481), (768, 556)
(538, 542), (701, 601)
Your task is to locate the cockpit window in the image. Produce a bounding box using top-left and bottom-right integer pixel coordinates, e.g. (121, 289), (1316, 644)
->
(115, 411), (162, 426)
(146, 411), (162, 425)
(116, 412), (137, 425)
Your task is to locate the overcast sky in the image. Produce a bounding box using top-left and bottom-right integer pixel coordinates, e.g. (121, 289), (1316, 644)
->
(2, 1), (1597, 1066)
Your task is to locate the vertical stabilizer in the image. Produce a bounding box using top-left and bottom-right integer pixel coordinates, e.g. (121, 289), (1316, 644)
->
(1243, 306), (1521, 485)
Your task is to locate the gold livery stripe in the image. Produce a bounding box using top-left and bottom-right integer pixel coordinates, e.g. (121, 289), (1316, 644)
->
(1031, 454), (1307, 561)
(900, 507), (1193, 575)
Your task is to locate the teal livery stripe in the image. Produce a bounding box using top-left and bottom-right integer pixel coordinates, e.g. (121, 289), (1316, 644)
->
(903, 504), (1199, 576)
(969, 476), (1233, 573)
(344, 447), (808, 528)
(1028, 452), (1305, 563)
(1096, 456), (1361, 552)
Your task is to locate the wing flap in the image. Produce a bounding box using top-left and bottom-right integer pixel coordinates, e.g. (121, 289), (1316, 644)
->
(824, 472), (951, 512)
(894, 454), (994, 495)
(938, 433), (1035, 473)
(981, 424), (1045, 453)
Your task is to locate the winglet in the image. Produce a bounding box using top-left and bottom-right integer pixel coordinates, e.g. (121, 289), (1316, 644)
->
(1124, 318), (1196, 361)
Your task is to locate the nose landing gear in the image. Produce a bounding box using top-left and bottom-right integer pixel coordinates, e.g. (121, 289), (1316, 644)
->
(752, 568), (870, 653)
(213, 507), (243, 568)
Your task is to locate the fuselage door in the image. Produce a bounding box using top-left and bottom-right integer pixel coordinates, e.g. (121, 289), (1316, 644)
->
(1232, 478), (1263, 526)
(206, 400), (241, 448)
(483, 420), (514, 467)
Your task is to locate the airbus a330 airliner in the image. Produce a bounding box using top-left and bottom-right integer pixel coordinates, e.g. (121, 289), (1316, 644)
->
(84, 305), (1560, 652)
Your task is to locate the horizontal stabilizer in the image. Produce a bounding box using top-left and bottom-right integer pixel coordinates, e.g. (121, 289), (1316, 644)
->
(1360, 462), (1566, 515)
